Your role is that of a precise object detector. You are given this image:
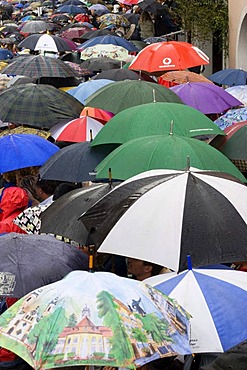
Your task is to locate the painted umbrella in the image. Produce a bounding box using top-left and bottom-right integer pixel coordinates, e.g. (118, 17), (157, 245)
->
(214, 107), (247, 130)
(93, 134), (246, 182)
(80, 169), (247, 272)
(145, 266), (247, 353)
(170, 82), (242, 114)
(90, 102), (224, 147)
(0, 133), (59, 173)
(0, 270), (191, 369)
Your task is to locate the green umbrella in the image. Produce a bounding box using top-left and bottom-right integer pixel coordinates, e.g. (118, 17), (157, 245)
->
(85, 80), (183, 114)
(95, 134), (246, 182)
(91, 102), (225, 147)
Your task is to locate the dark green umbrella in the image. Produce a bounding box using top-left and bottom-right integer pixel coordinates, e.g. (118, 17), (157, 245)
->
(94, 134), (246, 182)
(0, 83), (83, 129)
(85, 80), (183, 114)
(91, 102), (224, 147)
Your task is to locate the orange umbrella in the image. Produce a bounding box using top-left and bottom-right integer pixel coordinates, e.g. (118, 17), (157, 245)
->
(80, 107), (114, 124)
(158, 70), (213, 86)
(129, 41), (210, 75)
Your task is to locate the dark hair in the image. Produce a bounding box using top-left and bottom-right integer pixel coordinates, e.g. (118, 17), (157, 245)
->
(143, 261), (164, 276)
(53, 183), (79, 201)
(35, 178), (60, 196)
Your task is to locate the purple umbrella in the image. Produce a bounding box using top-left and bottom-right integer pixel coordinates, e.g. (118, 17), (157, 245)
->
(170, 82), (242, 114)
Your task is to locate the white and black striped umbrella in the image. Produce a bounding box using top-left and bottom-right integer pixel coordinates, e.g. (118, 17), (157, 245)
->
(80, 169), (247, 272)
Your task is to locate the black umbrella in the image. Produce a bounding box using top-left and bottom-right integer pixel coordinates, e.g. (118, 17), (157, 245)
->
(138, 0), (168, 14)
(40, 184), (113, 244)
(60, 51), (82, 64)
(0, 83), (83, 129)
(80, 57), (124, 72)
(20, 20), (54, 34)
(39, 141), (114, 182)
(0, 233), (88, 298)
(92, 68), (156, 82)
(1, 55), (80, 79)
(18, 34), (73, 52)
(51, 14), (70, 24)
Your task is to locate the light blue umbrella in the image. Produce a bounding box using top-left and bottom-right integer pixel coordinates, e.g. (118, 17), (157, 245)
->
(214, 107), (247, 130)
(0, 133), (59, 173)
(77, 35), (138, 52)
(68, 79), (115, 105)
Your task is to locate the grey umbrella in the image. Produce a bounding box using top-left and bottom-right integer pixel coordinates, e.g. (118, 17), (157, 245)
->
(20, 20), (54, 34)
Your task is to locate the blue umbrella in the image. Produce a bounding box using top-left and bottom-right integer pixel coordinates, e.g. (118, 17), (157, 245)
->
(0, 49), (13, 60)
(77, 35), (138, 52)
(208, 68), (247, 86)
(68, 79), (115, 105)
(57, 4), (86, 14)
(0, 134), (59, 173)
(214, 107), (247, 130)
(63, 0), (85, 6)
(145, 262), (247, 353)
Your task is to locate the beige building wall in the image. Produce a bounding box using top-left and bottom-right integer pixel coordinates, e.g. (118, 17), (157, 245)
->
(229, 0), (247, 68)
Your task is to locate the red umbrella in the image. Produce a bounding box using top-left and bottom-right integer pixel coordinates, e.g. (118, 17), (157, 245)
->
(80, 107), (114, 124)
(129, 41), (210, 75)
(61, 26), (91, 40)
(50, 116), (104, 142)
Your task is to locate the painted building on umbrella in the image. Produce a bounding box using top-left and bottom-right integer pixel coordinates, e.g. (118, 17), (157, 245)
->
(228, 0), (247, 69)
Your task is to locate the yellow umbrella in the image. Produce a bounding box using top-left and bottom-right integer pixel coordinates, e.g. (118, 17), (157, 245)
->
(0, 126), (51, 139)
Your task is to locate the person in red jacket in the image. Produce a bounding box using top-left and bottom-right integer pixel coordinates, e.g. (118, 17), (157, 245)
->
(0, 187), (28, 234)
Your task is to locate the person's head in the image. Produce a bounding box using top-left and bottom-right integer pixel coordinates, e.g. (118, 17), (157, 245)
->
(127, 258), (163, 281)
(2, 170), (17, 185)
(34, 178), (59, 201)
(53, 182), (79, 201)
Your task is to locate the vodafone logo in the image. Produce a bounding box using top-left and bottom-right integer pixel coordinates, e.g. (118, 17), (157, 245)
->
(159, 57), (175, 69)
(191, 46), (210, 63)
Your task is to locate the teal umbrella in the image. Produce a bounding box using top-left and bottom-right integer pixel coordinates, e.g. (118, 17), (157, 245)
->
(94, 134), (246, 182)
(91, 102), (224, 147)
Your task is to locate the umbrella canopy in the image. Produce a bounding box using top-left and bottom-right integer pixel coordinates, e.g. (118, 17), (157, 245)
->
(0, 83), (84, 129)
(81, 106), (114, 123)
(85, 80), (183, 114)
(0, 126), (50, 139)
(68, 79), (115, 105)
(92, 68), (155, 82)
(138, 0), (169, 14)
(40, 184), (113, 243)
(0, 133), (59, 173)
(61, 26), (92, 40)
(57, 4), (85, 14)
(18, 34), (76, 52)
(225, 85), (247, 106)
(1, 55), (80, 79)
(90, 102), (224, 147)
(94, 135), (246, 182)
(51, 13), (70, 23)
(78, 35), (138, 52)
(50, 116), (104, 142)
(80, 44), (129, 61)
(0, 48), (13, 60)
(20, 20), (54, 34)
(39, 141), (113, 183)
(0, 233), (88, 298)
(159, 70), (213, 85)
(13, 204), (50, 235)
(80, 169), (247, 272)
(208, 68), (247, 86)
(98, 13), (130, 28)
(170, 82), (242, 114)
(80, 56), (124, 71)
(214, 107), (247, 130)
(210, 121), (247, 173)
(129, 41), (210, 75)
(0, 270), (191, 369)
(145, 267), (247, 353)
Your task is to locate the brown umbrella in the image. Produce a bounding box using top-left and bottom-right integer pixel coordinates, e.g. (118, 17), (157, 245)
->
(159, 70), (213, 85)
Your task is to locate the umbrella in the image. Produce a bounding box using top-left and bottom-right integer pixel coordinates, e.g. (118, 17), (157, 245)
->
(138, 0), (169, 14)
(92, 68), (155, 82)
(0, 126), (50, 139)
(159, 70), (213, 85)
(214, 107), (247, 130)
(85, 80), (183, 114)
(170, 82), (242, 114)
(80, 168), (247, 272)
(0, 48), (13, 60)
(0, 133), (59, 173)
(51, 13), (70, 23)
(98, 13), (130, 28)
(0, 83), (84, 129)
(40, 184), (113, 243)
(0, 233), (88, 298)
(210, 121), (247, 173)
(6, 75), (33, 87)
(80, 106), (114, 123)
(129, 41), (210, 75)
(93, 135), (246, 182)
(50, 116), (104, 142)
(63, 61), (93, 77)
(208, 68), (247, 86)
(61, 26), (92, 40)
(57, 4), (86, 14)
(90, 102), (225, 147)
(225, 85), (247, 106)
(77, 35), (138, 52)
(68, 79), (115, 105)
(80, 56), (124, 71)
(13, 204), (50, 235)
(1, 55), (80, 79)
(81, 29), (119, 40)
(19, 20), (54, 34)
(39, 141), (113, 183)
(0, 270), (191, 369)
(80, 44), (129, 61)
(18, 34), (76, 52)
(145, 266), (247, 353)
